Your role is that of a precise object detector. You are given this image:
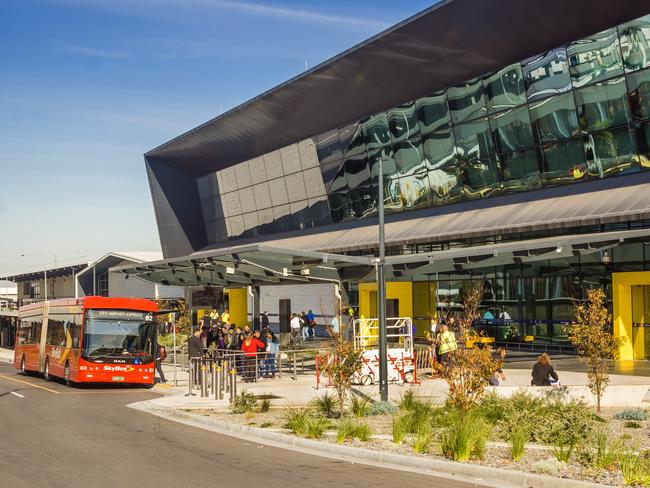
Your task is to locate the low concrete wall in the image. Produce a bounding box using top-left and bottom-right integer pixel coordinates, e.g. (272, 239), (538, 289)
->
(490, 385), (649, 407)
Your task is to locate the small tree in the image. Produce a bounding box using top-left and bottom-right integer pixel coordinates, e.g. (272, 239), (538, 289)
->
(321, 336), (364, 418)
(440, 281), (501, 412)
(569, 288), (626, 412)
(156, 299), (192, 337)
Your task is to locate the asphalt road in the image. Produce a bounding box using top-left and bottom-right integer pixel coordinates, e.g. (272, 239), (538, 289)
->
(0, 362), (484, 488)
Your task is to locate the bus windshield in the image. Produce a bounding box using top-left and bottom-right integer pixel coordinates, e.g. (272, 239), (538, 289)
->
(82, 309), (155, 362)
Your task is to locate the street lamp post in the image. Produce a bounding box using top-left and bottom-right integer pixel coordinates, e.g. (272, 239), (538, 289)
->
(377, 154), (388, 402)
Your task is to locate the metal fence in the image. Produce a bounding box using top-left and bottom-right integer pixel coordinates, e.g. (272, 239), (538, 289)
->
(188, 357), (238, 401)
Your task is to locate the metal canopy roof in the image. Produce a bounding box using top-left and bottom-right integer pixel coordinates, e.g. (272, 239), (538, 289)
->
(145, 0), (650, 176)
(111, 228), (650, 287)
(109, 244), (374, 288)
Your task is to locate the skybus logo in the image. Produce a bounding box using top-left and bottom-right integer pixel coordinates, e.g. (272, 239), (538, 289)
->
(103, 365), (135, 373)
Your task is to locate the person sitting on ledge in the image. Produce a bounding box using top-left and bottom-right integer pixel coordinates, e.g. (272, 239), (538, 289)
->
(531, 353), (559, 386)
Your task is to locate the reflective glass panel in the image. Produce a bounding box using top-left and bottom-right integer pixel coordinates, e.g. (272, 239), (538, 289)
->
(388, 103), (420, 142)
(530, 93), (580, 142)
(500, 148), (542, 190)
(343, 155), (370, 190)
(541, 138), (587, 184)
(491, 106), (534, 153)
(627, 68), (650, 120)
(448, 79), (487, 124)
(416, 91), (450, 134)
(423, 131), (462, 205)
(453, 118), (494, 163)
(364, 113), (391, 150)
(367, 146), (397, 181)
(394, 138), (426, 177)
(328, 165), (348, 193)
(567, 28), (623, 88)
(583, 126), (639, 178)
(348, 185), (376, 220)
(459, 158), (500, 199)
(635, 121), (650, 169)
(619, 15), (650, 71)
(396, 174), (430, 210)
(383, 178), (404, 214)
(328, 192), (350, 223)
(484, 64), (526, 113)
(575, 76), (630, 130)
(523, 48), (571, 102)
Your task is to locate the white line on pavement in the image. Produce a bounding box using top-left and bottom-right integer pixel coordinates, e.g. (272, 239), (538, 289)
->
(10, 391), (24, 398)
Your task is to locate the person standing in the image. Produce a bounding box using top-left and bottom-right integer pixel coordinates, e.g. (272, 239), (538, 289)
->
(290, 313), (302, 345)
(188, 328), (203, 385)
(261, 311), (270, 331)
(330, 314), (340, 337)
(221, 308), (231, 326)
(155, 343), (167, 383)
(241, 333), (265, 382)
(438, 324), (457, 369)
(300, 311), (309, 342)
(264, 330), (279, 377)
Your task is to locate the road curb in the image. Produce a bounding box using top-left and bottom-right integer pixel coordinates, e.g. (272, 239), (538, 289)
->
(128, 399), (606, 488)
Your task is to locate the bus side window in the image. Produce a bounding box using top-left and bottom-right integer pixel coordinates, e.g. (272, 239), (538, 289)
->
(70, 316), (80, 349)
(19, 320), (31, 345)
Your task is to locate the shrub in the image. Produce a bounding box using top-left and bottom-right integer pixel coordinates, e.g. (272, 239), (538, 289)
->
(305, 416), (331, 439)
(392, 416), (408, 444)
(412, 427), (434, 454)
(284, 408), (310, 435)
(532, 457), (565, 476)
(231, 390), (258, 414)
(400, 400), (435, 434)
(594, 431), (625, 470)
(509, 426), (528, 462)
(440, 410), (490, 461)
(624, 421), (642, 429)
(552, 440), (576, 463)
(532, 400), (596, 445)
(367, 400), (398, 416)
(310, 392), (339, 418)
(398, 390), (417, 411)
(259, 399), (271, 413)
(350, 395), (371, 417)
(620, 454), (650, 486)
(614, 408), (649, 421)
(320, 337), (364, 418)
(336, 418), (371, 443)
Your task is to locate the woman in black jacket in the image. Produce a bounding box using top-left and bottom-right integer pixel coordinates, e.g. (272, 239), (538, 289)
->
(531, 353), (559, 386)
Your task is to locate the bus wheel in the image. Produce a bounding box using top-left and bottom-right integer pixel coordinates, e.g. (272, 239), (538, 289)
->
(44, 359), (50, 381)
(64, 363), (71, 386)
(20, 356), (26, 375)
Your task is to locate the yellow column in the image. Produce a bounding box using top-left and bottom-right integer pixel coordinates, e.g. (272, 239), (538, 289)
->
(612, 272), (650, 361)
(358, 282), (413, 319)
(226, 288), (248, 327)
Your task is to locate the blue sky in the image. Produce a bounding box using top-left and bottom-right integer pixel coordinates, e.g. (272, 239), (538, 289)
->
(0, 0), (433, 274)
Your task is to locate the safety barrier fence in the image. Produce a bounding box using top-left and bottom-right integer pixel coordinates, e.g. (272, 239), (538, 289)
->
(188, 357), (238, 401)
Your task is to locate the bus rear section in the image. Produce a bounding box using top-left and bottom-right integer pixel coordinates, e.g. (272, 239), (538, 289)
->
(14, 297), (158, 386)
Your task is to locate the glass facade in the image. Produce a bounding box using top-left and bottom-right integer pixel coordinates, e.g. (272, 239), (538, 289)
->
(322, 15), (650, 224)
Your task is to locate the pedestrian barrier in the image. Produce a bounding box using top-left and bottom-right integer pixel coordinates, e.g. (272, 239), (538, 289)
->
(188, 357), (237, 401)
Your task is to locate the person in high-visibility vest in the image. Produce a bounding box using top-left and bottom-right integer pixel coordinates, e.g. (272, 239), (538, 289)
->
(438, 324), (457, 368)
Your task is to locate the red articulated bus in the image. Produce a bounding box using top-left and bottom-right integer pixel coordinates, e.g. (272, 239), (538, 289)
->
(14, 297), (158, 386)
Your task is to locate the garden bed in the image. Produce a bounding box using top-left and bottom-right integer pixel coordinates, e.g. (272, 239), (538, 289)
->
(186, 390), (650, 487)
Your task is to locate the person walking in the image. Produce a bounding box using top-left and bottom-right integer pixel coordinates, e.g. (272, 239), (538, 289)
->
(188, 328), (203, 385)
(329, 314), (340, 337)
(155, 343), (167, 383)
(300, 311), (309, 342)
(437, 324), (457, 369)
(261, 311), (270, 331)
(290, 313), (302, 346)
(531, 353), (560, 386)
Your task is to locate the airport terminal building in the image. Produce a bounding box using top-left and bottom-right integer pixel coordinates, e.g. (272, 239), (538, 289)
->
(126, 1), (650, 360)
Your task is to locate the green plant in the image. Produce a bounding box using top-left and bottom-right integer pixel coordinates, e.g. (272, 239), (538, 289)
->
(509, 426), (528, 462)
(400, 400), (434, 434)
(337, 418), (355, 443)
(320, 336), (365, 418)
(231, 390), (259, 414)
(350, 395), (371, 417)
(367, 401), (398, 416)
(353, 422), (372, 442)
(440, 409), (490, 461)
(615, 408), (649, 421)
(399, 390), (417, 411)
(624, 420), (642, 429)
(570, 289), (627, 412)
(552, 440), (576, 463)
(284, 408), (310, 435)
(620, 454), (650, 486)
(260, 422), (274, 428)
(305, 416), (331, 439)
(392, 416), (408, 444)
(259, 399), (271, 413)
(412, 427), (434, 454)
(594, 431), (624, 470)
(532, 457), (565, 476)
(309, 392), (339, 418)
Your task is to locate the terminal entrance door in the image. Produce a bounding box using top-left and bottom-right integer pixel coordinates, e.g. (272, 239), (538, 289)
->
(632, 285), (650, 360)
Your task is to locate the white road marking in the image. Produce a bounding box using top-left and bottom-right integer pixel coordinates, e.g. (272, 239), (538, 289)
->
(10, 391), (24, 398)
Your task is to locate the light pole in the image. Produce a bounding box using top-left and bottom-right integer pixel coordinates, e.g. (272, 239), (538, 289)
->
(376, 153), (388, 402)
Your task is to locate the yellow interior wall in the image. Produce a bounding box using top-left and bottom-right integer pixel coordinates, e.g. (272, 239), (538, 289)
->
(613, 272), (650, 361)
(413, 281), (436, 338)
(359, 281), (413, 322)
(226, 288), (248, 327)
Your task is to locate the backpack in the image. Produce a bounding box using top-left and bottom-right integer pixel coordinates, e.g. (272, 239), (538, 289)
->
(159, 345), (168, 361)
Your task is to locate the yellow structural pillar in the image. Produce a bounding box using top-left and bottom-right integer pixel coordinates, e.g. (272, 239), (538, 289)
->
(226, 288), (248, 327)
(612, 272), (650, 361)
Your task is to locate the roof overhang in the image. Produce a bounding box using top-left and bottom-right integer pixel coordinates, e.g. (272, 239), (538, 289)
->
(145, 0), (650, 176)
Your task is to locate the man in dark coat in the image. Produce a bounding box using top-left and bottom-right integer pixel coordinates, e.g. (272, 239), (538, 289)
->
(188, 328), (203, 385)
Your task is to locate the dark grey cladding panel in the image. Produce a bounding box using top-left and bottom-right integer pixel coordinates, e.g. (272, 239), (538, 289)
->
(146, 158), (208, 258)
(145, 0), (650, 177)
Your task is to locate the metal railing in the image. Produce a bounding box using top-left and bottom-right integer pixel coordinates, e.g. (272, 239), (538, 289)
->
(188, 357), (238, 402)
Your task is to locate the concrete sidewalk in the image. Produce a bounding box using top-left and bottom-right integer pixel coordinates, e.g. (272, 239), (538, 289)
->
(154, 361), (650, 409)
